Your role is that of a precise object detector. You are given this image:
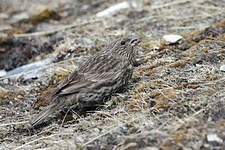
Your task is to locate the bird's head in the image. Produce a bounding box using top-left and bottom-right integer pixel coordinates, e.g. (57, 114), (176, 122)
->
(108, 36), (141, 60)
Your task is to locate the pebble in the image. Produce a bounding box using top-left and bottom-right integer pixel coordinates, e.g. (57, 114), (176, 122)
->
(3, 79), (9, 84)
(17, 95), (24, 99)
(207, 133), (223, 143)
(163, 34), (183, 45)
(220, 64), (225, 72)
(0, 70), (7, 77)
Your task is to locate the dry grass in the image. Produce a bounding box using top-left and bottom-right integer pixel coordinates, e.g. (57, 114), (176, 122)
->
(0, 0), (225, 149)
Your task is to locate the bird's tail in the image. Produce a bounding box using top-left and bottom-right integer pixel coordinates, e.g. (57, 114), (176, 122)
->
(30, 97), (64, 126)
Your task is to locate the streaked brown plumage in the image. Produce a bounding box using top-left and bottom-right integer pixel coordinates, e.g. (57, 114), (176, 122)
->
(30, 36), (141, 126)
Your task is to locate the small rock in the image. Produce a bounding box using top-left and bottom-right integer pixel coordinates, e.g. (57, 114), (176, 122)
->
(207, 133), (223, 144)
(3, 79), (9, 84)
(96, 1), (137, 17)
(0, 70), (7, 77)
(163, 34), (183, 45)
(17, 95), (24, 99)
(220, 64), (225, 72)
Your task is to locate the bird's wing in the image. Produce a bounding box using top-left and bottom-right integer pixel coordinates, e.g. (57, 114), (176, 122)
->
(45, 70), (80, 100)
(58, 71), (122, 96)
(57, 55), (128, 96)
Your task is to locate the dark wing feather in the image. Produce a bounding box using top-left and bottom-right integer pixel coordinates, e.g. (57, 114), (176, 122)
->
(58, 71), (121, 96)
(46, 71), (79, 100)
(56, 54), (127, 96)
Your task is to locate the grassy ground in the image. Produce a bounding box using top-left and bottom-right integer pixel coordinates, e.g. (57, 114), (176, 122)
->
(0, 0), (225, 149)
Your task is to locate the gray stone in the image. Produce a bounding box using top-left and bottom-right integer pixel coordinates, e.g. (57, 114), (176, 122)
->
(163, 34), (183, 45)
(220, 64), (225, 72)
(96, 1), (137, 17)
(207, 133), (223, 143)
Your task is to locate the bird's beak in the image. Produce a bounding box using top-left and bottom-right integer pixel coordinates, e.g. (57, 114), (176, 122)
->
(130, 37), (141, 46)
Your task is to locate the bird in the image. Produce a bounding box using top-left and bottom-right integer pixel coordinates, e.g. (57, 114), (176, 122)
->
(30, 36), (141, 126)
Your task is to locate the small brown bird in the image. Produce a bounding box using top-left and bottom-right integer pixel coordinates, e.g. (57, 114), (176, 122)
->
(30, 36), (141, 126)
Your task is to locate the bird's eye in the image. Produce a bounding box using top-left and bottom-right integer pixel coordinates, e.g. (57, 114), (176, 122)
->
(121, 41), (126, 45)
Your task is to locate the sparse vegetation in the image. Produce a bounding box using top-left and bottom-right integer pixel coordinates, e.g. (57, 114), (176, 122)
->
(0, 0), (225, 149)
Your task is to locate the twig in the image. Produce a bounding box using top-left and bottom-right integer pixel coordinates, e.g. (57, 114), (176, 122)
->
(171, 26), (209, 30)
(151, 0), (192, 9)
(20, 125), (58, 144)
(61, 109), (70, 127)
(0, 121), (29, 127)
(13, 19), (102, 38)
